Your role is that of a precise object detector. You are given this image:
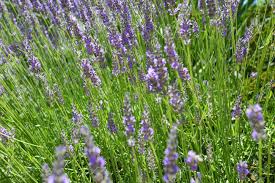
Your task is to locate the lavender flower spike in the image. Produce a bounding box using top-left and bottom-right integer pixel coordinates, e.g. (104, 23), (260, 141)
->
(231, 95), (242, 120)
(28, 55), (42, 73)
(107, 112), (118, 134)
(0, 127), (15, 144)
(123, 93), (136, 146)
(236, 161), (249, 180)
(164, 28), (180, 69)
(246, 104), (266, 141)
(138, 105), (154, 153)
(45, 146), (70, 183)
(81, 59), (102, 87)
(185, 150), (203, 171)
(80, 126), (112, 183)
(163, 123), (180, 183)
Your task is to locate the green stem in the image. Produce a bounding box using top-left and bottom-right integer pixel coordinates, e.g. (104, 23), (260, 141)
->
(258, 139), (263, 182)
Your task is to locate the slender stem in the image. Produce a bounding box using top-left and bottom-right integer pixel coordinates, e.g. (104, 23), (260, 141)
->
(258, 139), (263, 182)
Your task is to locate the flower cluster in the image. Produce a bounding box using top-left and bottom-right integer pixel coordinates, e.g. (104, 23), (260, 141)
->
(107, 112), (118, 134)
(138, 105), (154, 153)
(80, 126), (112, 183)
(168, 84), (184, 113)
(123, 93), (136, 146)
(163, 123), (180, 183)
(81, 59), (102, 87)
(185, 150), (203, 171)
(0, 127), (15, 144)
(43, 146), (70, 183)
(164, 28), (180, 69)
(88, 102), (99, 128)
(236, 26), (254, 62)
(146, 50), (168, 92)
(246, 104), (266, 141)
(28, 55), (41, 73)
(236, 161), (249, 180)
(231, 95), (242, 120)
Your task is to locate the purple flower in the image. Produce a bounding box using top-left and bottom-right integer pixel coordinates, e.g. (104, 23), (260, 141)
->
(250, 72), (258, 78)
(28, 55), (41, 73)
(236, 26), (254, 62)
(106, 0), (122, 13)
(231, 95), (242, 120)
(44, 146), (70, 183)
(138, 105), (154, 153)
(107, 112), (118, 134)
(178, 64), (191, 81)
(123, 93), (136, 146)
(80, 126), (112, 183)
(81, 59), (101, 87)
(71, 105), (82, 144)
(145, 50), (168, 92)
(236, 161), (249, 180)
(71, 105), (82, 124)
(96, 6), (111, 26)
(0, 127), (15, 144)
(121, 2), (136, 48)
(163, 123), (180, 182)
(141, 2), (154, 42)
(168, 84), (184, 112)
(185, 150), (202, 171)
(164, 28), (180, 69)
(177, 0), (193, 45)
(246, 104), (266, 141)
(179, 18), (192, 44)
(88, 102), (99, 128)
(206, 0), (216, 17)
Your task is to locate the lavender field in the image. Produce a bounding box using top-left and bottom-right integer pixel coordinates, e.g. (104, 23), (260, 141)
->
(0, 0), (274, 182)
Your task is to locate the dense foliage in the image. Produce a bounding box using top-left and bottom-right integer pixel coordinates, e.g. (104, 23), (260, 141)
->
(0, 0), (274, 182)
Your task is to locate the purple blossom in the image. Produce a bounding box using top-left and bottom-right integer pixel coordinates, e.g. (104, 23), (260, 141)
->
(163, 123), (180, 183)
(44, 146), (70, 183)
(88, 102), (99, 128)
(28, 55), (41, 73)
(141, 2), (154, 42)
(138, 105), (154, 153)
(168, 84), (184, 112)
(71, 105), (82, 124)
(106, 0), (122, 13)
(145, 51), (168, 92)
(236, 26), (254, 62)
(0, 127), (15, 144)
(96, 6), (111, 26)
(231, 95), (242, 120)
(236, 161), (249, 180)
(123, 93), (136, 146)
(81, 59), (102, 87)
(206, 0), (216, 17)
(177, 0), (193, 45)
(107, 112), (118, 134)
(185, 150), (202, 171)
(68, 15), (83, 38)
(121, 2), (136, 48)
(179, 18), (192, 45)
(178, 64), (191, 81)
(246, 104), (266, 141)
(250, 72), (258, 78)
(108, 29), (127, 54)
(80, 126), (112, 183)
(164, 28), (180, 69)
